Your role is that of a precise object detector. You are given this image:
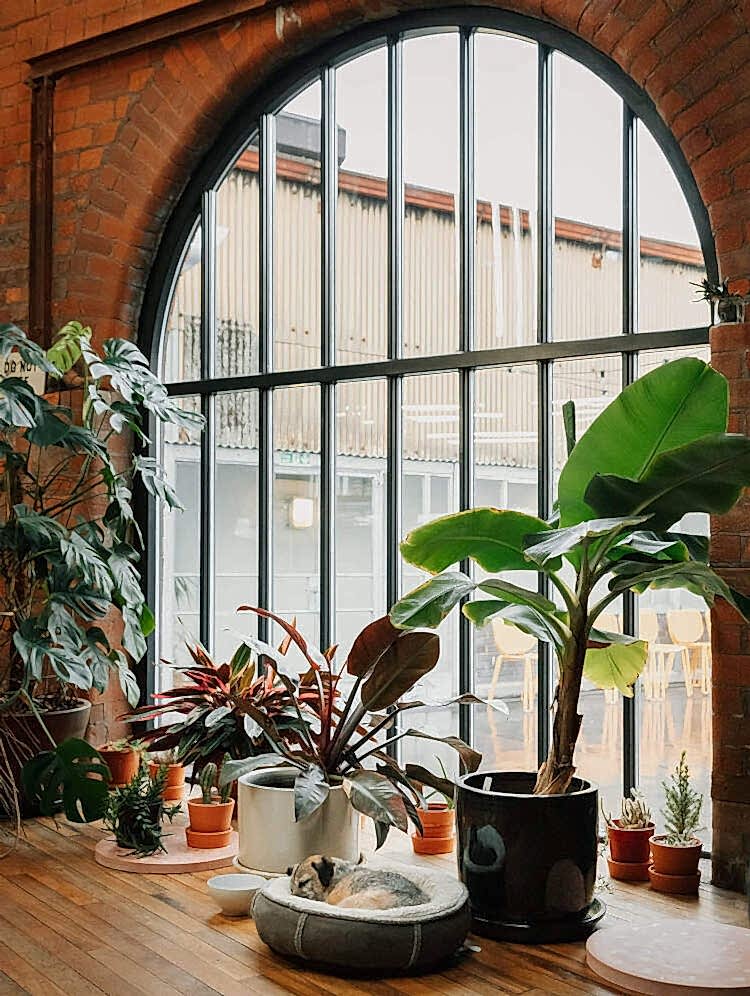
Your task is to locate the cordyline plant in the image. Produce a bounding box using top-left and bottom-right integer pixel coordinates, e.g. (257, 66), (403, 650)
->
(391, 358), (750, 795)
(123, 633), (319, 777)
(219, 606), (494, 847)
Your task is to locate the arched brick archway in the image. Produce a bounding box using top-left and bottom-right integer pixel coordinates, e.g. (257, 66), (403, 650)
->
(6, 0), (749, 889)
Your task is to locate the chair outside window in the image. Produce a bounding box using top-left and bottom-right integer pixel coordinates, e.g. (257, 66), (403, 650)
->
(489, 620), (538, 714)
(640, 610), (687, 700)
(666, 609), (711, 697)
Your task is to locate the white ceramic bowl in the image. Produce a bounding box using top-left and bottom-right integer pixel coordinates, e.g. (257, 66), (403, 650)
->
(206, 873), (265, 917)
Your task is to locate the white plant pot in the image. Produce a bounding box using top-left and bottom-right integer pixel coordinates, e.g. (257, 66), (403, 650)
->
(236, 766), (360, 875)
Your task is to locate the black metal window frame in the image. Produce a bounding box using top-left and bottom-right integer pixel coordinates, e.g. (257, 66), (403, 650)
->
(140, 8), (717, 798)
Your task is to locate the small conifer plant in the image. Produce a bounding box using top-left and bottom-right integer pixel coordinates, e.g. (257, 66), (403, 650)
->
(662, 752), (703, 845)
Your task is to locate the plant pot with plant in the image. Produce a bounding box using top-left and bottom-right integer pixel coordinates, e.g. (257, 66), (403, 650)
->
(603, 790), (654, 882)
(148, 750), (185, 803)
(97, 739), (145, 787)
(0, 321), (202, 828)
(412, 759), (456, 856)
(649, 752), (703, 895)
(391, 357), (750, 941)
(186, 761), (235, 849)
(104, 763), (181, 857)
(220, 607), (492, 876)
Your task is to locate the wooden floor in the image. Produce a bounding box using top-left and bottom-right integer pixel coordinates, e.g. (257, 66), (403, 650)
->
(0, 817), (747, 996)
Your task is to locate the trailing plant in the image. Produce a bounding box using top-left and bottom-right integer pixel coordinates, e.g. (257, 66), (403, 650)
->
(198, 760), (231, 804)
(390, 358), (750, 795)
(661, 751), (703, 845)
(124, 636), (309, 772)
(603, 788), (652, 829)
(0, 321), (202, 716)
(219, 607), (499, 847)
(104, 763), (181, 857)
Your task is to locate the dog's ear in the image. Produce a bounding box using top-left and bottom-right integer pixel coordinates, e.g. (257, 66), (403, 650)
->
(357, 852), (365, 865)
(312, 856), (335, 888)
(286, 866), (294, 877)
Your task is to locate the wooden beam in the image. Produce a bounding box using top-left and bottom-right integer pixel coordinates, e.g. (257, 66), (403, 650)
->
(28, 76), (55, 348)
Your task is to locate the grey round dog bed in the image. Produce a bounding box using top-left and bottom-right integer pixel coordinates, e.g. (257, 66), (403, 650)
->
(252, 862), (471, 974)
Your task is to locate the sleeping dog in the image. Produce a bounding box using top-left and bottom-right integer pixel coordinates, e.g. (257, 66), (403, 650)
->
(288, 855), (428, 910)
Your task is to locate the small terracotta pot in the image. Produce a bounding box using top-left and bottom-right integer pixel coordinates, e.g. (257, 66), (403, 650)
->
(185, 827), (233, 849)
(412, 803), (455, 855)
(98, 746), (139, 786)
(187, 798), (235, 833)
(607, 821), (654, 864)
(648, 866), (700, 895)
(149, 761), (185, 801)
(607, 857), (650, 882)
(650, 835), (702, 877)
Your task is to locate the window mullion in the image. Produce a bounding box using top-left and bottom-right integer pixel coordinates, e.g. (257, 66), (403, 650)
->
(320, 65), (337, 651)
(258, 113), (275, 646)
(459, 27), (476, 746)
(622, 102), (639, 797)
(199, 190), (216, 653)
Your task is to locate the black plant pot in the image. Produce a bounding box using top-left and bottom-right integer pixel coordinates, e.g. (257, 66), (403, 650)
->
(456, 771), (603, 943)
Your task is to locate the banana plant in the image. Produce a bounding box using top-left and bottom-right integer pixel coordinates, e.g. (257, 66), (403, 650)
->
(390, 358), (750, 795)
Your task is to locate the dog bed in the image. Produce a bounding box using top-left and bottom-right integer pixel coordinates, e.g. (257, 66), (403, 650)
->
(252, 862), (471, 974)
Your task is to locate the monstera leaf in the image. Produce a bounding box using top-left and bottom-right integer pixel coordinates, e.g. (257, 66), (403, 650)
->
(21, 738), (109, 822)
(558, 358), (728, 527)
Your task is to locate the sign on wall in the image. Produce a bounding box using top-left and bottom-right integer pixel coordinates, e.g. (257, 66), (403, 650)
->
(1, 352), (46, 394)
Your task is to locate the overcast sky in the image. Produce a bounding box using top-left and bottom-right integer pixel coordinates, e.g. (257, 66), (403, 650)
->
(286, 31), (699, 247)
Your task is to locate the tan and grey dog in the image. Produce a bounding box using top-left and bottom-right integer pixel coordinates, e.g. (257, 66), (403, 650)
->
(288, 855), (428, 910)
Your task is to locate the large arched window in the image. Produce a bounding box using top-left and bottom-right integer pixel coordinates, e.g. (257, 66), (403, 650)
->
(143, 12), (716, 830)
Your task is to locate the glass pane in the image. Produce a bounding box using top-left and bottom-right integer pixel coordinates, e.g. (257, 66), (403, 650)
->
(336, 48), (388, 365)
(163, 224), (201, 383)
(475, 32), (537, 349)
(553, 54), (622, 340)
(635, 345), (712, 846)
(336, 380), (387, 660)
(400, 372), (460, 772)
(403, 32), (459, 357)
(639, 122), (710, 332)
(275, 81), (322, 371)
(214, 391), (259, 663)
(273, 385), (320, 644)
(553, 356), (623, 812)
(216, 138), (260, 377)
(471, 365), (538, 773)
(158, 397), (202, 686)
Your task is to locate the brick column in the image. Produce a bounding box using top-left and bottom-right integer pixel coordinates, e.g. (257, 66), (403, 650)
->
(710, 322), (750, 893)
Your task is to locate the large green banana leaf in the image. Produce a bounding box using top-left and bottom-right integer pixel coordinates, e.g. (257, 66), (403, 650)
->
(558, 358), (727, 527)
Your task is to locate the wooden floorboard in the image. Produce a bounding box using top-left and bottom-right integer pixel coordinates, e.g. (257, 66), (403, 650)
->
(0, 819), (746, 995)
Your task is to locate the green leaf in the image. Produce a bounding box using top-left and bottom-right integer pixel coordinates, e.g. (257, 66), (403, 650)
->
(491, 603), (568, 650)
(122, 605), (147, 661)
(558, 357), (728, 526)
(115, 655), (140, 708)
(47, 321), (88, 373)
(462, 598), (507, 627)
(218, 754), (289, 787)
(476, 578), (557, 613)
(584, 635), (648, 697)
(360, 631), (440, 711)
(609, 530), (689, 564)
(135, 455), (184, 510)
(399, 508), (551, 573)
(523, 516), (648, 567)
(401, 729), (481, 773)
(0, 323), (57, 374)
(609, 558), (735, 607)
(343, 770), (408, 832)
(294, 765), (330, 822)
(390, 571), (475, 630)
(60, 532), (113, 596)
(0, 378), (41, 428)
(586, 433), (750, 530)
(21, 737), (109, 822)
(13, 620), (75, 683)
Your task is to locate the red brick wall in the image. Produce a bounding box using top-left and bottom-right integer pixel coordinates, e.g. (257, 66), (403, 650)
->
(1, 0), (749, 884)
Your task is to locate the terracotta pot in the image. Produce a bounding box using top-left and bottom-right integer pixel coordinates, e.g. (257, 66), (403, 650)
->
(648, 866), (700, 895)
(649, 835), (702, 877)
(412, 803), (455, 854)
(187, 798), (235, 833)
(149, 761), (185, 801)
(607, 821), (654, 864)
(186, 826), (233, 850)
(607, 857), (650, 882)
(98, 745), (139, 786)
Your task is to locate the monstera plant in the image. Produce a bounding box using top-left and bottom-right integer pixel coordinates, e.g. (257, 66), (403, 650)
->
(391, 357), (750, 795)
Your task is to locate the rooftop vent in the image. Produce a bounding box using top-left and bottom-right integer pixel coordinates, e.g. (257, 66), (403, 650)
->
(276, 112), (347, 166)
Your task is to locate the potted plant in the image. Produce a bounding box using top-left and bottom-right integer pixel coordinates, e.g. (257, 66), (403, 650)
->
(97, 738), (145, 787)
(186, 760), (235, 849)
(390, 357), (750, 940)
(220, 607), (491, 876)
(649, 752), (703, 895)
(0, 321), (201, 823)
(147, 750), (186, 803)
(691, 277), (747, 324)
(602, 789), (654, 881)
(103, 763), (181, 857)
(412, 758), (455, 856)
